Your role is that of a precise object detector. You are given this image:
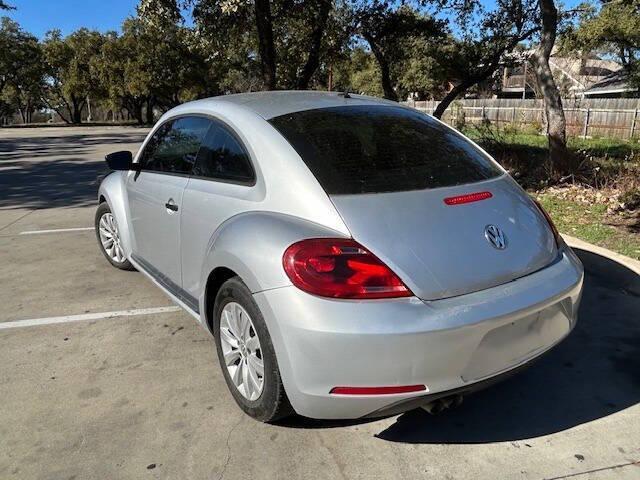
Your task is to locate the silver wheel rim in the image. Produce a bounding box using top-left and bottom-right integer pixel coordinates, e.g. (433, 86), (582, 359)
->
(98, 212), (126, 264)
(220, 302), (264, 401)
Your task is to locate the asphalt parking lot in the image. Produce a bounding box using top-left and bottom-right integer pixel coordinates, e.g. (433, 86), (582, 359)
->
(1, 126), (639, 480)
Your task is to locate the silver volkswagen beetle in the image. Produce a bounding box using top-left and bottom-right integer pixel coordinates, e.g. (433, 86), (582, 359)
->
(96, 91), (584, 422)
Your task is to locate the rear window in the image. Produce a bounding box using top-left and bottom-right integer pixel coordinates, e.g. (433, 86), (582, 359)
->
(268, 105), (502, 194)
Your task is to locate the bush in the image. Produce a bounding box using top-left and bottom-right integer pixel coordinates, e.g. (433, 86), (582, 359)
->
(619, 188), (640, 211)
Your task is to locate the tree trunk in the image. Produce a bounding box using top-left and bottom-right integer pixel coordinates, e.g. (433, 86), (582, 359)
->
(133, 103), (144, 125)
(145, 97), (154, 124)
(254, 0), (277, 90)
(364, 36), (398, 102)
(433, 76), (482, 119)
(533, 0), (574, 174)
(71, 96), (83, 124)
(296, 0), (331, 90)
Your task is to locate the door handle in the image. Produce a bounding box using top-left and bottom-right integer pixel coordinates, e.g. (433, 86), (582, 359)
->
(165, 199), (179, 212)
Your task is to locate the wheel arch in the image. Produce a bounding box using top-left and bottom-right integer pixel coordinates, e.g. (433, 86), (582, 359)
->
(97, 172), (133, 258)
(203, 266), (238, 332)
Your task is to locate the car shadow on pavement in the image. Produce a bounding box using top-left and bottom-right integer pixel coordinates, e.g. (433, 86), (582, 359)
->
(375, 249), (640, 443)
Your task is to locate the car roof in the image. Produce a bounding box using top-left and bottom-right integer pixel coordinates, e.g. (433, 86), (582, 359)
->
(179, 90), (400, 120)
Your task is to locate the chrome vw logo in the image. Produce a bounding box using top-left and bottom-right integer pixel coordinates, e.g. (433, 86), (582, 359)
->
(484, 224), (507, 250)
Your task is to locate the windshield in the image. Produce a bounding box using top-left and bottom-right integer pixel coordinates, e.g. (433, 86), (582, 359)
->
(269, 105), (502, 195)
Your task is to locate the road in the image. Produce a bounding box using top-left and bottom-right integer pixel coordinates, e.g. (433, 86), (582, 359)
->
(1, 126), (639, 479)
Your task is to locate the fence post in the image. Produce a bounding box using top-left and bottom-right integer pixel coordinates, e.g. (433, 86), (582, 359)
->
(481, 105), (486, 122)
(631, 109), (638, 139)
(582, 108), (590, 138)
(512, 106), (517, 124)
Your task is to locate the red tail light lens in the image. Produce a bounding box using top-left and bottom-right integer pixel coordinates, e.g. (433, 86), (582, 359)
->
(282, 238), (412, 299)
(533, 199), (561, 247)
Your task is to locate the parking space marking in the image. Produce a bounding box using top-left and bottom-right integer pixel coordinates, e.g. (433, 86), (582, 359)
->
(19, 227), (95, 235)
(0, 306), (182, 330)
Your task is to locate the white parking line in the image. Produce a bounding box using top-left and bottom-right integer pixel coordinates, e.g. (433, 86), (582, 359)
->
(19, 227), (95, 235)
(0, 306), (182, 330)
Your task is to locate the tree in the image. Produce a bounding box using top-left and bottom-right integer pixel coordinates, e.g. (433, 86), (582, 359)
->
(532, 0), (574, 173)
(564, 0), (640, 85)
(41, 29), (106, 123)
(0, 17), (45, 123)
(331, 46), (384, 95)
(352, 3), (446, 101)
(430, 0), (540, 118)
(95, 16), (209, 124)
(0, 1), (14, 10)
(191, 0), (336, 90)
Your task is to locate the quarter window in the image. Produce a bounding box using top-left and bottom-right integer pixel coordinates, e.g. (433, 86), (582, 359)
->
(193, 122), (254, 184)
(140, 116), (210, 174)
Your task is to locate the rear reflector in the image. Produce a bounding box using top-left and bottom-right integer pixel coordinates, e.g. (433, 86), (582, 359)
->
(330, 385), (426, 395)
(444, 191), (493, 205)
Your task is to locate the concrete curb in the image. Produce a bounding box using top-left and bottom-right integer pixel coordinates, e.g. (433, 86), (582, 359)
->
(563, 234), (640, 295)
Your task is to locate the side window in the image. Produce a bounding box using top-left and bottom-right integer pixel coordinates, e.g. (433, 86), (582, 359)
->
(140, 116), (210, 174)
(138, 120), (173, 169)
(193, 122), (255, 184)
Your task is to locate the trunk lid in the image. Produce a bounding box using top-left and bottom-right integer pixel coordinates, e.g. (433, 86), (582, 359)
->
(330, 176), (557, 300)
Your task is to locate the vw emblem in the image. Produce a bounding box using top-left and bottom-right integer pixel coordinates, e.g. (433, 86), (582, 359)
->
(484, 224), (507, 250)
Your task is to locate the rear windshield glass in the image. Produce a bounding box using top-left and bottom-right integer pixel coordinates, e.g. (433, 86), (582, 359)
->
(269, 105), (502, 194)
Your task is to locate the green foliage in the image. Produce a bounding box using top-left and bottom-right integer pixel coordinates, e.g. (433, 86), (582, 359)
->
(352, 2), (448, 100)
(0, 17), (45, 123)
(0, 0), (632, 129)
(537, 192), (640, 259)
(563, 0), (640, 86)
(332, 47), (384, 96)
(41, 28), (106, 123)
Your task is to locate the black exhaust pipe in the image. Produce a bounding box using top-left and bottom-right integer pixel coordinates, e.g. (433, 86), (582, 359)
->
(421, 394), (464, 414)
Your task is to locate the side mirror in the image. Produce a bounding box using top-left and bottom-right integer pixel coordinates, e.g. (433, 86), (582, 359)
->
(105, 151), (137, 171)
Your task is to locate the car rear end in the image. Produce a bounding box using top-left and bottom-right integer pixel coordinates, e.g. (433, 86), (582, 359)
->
(260, 103), (583, 419)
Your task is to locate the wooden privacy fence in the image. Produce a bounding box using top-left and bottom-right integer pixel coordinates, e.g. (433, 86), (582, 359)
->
(404, 98), (640, 139)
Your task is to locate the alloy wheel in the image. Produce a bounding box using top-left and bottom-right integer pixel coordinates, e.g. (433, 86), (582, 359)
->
(98, 212), (126, 264)
(219, 302), (265, 401)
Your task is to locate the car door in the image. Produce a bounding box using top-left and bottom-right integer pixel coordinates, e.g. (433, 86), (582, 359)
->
(180, 119), (258, 304)
(127, 116), (210, 298)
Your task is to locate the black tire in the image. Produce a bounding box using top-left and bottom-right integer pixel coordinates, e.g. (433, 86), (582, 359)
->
(95, 202), (135, 271)
(213, 277), (293, 422)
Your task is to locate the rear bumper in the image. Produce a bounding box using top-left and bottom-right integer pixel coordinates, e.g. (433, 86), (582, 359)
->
(253, 248), (584, 419)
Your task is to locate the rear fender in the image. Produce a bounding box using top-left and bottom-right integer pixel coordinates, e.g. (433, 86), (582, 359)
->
(198, 211), (349, 404)
(198, 211), (349, 316)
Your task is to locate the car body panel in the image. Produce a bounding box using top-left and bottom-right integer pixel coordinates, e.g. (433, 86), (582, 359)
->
(254, 247), (583, 419)
(329, 175), (558, 300)
(204, 90), (400, 120)
(127, 171), (188, 287)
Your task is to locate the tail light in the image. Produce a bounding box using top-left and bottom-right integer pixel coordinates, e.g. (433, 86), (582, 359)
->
(282, 238), (412, 299)
(533, 199), (562, 247)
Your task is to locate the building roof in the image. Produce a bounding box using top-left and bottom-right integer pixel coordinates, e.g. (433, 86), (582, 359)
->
(182, 91), (397, 120)
(583, 70), (639, 96)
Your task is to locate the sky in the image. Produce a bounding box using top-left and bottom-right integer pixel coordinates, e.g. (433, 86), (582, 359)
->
(5, 0), (141, 38)
(5, 0), (583, 39)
